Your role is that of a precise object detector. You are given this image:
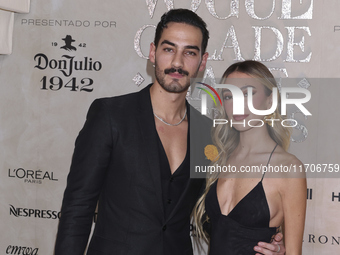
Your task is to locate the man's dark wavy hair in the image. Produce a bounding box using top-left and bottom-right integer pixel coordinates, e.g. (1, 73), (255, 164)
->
(154, 8), (209, 55)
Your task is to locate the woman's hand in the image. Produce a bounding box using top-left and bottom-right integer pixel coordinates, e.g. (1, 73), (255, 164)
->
(254, 232), (285, 255)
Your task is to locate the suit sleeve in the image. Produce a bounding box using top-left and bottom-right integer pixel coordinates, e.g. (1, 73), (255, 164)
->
(55, 99), (115, 255)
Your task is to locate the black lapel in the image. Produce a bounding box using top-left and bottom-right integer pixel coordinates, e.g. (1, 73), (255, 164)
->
(137, 84), (164, 218)
(165, 104), (205, 222)
(165, 104), (211, 222)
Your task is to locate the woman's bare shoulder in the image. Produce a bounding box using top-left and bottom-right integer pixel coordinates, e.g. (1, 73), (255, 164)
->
(267, 146), (305, 179)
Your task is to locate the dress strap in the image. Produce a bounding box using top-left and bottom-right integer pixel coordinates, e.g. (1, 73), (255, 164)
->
(261, 143), (278, 181)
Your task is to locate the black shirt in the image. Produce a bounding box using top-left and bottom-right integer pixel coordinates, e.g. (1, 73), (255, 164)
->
(158, 134), (190, 219)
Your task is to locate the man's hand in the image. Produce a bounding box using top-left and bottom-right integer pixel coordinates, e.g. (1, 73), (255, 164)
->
(254, 232), (285, 255)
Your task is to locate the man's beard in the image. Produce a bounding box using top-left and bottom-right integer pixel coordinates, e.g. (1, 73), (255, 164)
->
(154, 61), (198, 93)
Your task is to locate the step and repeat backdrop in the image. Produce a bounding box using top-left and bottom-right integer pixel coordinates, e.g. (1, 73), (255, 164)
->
(0, 1), (339, 254)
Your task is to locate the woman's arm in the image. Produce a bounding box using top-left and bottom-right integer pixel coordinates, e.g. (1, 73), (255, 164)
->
(279, 159), (307, 255)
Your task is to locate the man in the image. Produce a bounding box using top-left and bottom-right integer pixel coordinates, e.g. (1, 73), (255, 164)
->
(55, 9), (285, 255)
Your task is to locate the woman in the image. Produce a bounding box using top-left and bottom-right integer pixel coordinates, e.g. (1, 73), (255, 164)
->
(193, 60), (306, 255)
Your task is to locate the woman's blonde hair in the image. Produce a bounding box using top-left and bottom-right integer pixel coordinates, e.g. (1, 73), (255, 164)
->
(192, 60), (291, 242)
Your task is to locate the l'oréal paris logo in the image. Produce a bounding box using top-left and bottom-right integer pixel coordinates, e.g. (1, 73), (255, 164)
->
(8, 168), (58, 184)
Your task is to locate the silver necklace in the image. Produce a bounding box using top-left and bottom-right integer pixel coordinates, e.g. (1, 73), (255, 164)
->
(153, 108), (187, 126)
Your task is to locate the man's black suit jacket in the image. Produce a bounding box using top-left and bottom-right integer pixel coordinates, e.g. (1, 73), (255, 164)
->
(54, 84), (212, 255)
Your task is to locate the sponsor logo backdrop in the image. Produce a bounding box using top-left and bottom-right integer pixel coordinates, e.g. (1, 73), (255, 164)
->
(0, 1), (339, 254)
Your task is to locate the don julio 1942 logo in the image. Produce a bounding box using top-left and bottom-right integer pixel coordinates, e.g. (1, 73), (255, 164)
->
(33, 34), (103, 92)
